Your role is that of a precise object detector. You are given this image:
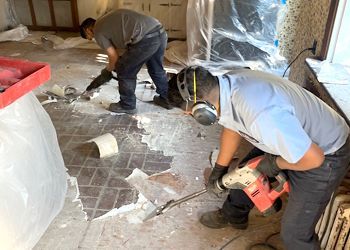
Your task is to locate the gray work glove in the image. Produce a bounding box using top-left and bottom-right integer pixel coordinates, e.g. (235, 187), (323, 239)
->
(207, 163), (228, 195)
(256, 154), (280, 177)
(86, 68), (113, 91)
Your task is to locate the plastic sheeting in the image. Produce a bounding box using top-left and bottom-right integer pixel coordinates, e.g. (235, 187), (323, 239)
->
(0, 93), (67, 250)
(0, 0), (27, 42)
(187, 0), (287, 73)
(164, 40), (189, 66)
(0, 0), (19, 31)
(0, 24), (28, 42)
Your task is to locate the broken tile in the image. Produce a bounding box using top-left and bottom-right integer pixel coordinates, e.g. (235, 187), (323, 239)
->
(148, 172), (185, 193)
(42, 95), (177, 225)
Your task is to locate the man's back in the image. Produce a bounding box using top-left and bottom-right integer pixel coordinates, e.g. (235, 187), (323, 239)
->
(94, 9), (161, 49)
(218, 69), (349, 162)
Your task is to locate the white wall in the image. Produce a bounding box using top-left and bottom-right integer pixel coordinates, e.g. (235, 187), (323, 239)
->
(12, 0), (120, 28)
(78, 0), (115, 23)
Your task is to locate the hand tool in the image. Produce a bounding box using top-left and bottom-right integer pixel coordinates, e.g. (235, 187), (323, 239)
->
(215, 155), (290, 216)
(144, 156), (290, 221)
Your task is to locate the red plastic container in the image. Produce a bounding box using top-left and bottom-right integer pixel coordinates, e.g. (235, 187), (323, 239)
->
(0, 56), (50, 109)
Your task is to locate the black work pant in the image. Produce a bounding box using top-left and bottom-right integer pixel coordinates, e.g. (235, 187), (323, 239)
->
(222, 137), (350, 250)
(116, 31), (168, 109)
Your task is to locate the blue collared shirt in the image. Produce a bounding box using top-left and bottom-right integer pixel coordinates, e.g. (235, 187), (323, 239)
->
(218, 69), (349, 163)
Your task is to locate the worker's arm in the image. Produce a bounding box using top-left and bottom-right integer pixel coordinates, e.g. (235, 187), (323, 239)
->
(216, 127), (242, 167)
(276, 142), (325, 171)
(207, 128), (242, 194)
(105, 46), (119, 72)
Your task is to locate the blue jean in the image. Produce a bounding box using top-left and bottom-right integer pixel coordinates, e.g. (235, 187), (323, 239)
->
(115, 31), (168, 109)
(222, 136), (350, 250)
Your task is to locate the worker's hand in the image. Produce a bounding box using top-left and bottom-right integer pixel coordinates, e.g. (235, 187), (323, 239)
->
(256, 154), (280, 177)
(86, 68), (113, 91)
(207, 163), (228, 195)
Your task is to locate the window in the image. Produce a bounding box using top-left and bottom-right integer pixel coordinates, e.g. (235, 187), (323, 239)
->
(322, 0), (350, 67)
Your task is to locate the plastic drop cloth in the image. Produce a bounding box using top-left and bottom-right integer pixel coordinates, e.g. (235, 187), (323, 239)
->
(187, 0), (287, 73)
(0, 0), (28, 42)
(0, 0), (19, 31)
(0, 93), (67, 250)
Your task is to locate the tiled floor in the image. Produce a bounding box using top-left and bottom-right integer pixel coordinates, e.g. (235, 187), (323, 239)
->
(2, 38), (284, 249)
(45, 102), (173, 219)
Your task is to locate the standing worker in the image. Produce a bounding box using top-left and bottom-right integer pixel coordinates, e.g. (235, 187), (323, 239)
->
(80, 9), (172, 114)
(171, 66), (350, 250)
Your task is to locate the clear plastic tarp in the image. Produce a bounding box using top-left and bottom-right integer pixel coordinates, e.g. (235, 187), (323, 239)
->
(0, 0), (28, 42)
(187, 0), (287, 73)
(0, 93), (67, 250)
(0, 0), (19, 31)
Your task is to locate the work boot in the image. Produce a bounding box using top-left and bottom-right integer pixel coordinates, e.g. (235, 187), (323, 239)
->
(108, 102), (137, 114)
(200, 209), (248, 230)
(153, 95), (173, 110)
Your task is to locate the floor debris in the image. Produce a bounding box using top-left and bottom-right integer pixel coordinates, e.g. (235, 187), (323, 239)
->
(87, 133), (119, 158)
(148, 172), (186, 193)
(43, 84), (81, 103)
(0, 39), (285, 249)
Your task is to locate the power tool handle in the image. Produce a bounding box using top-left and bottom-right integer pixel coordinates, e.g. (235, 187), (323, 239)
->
(268, 172), (290, 200)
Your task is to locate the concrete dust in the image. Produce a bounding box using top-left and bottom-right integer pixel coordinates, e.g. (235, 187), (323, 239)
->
(93, 193), (157, 224)
(39, 66), (166, 115)
(135, 81), (157, 102)
(148, 172), (186, 193)
(69, 84), (118, 115)
(19, 31), (100, 50)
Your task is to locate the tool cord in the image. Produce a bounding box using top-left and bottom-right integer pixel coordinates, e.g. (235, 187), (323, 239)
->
(282, 45), (316, 78)
(247, 231), (280, 250)
(219, 229), (280, 250)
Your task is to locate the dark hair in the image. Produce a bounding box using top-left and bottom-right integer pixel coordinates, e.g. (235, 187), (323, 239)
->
(177, 66), (218, 100)
(79, 18), (96, 39)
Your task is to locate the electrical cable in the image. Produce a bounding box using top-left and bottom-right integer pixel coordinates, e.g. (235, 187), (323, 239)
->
(282, 47), (314, 78)
(219, 224), (281, 250)
(193, 70), (197, 103)
(219, 234), (243, 250)
(247, 231), (280, 250)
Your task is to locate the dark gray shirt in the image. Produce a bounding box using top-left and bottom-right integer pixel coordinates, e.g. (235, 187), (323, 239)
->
(94, 9), (161, 49)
